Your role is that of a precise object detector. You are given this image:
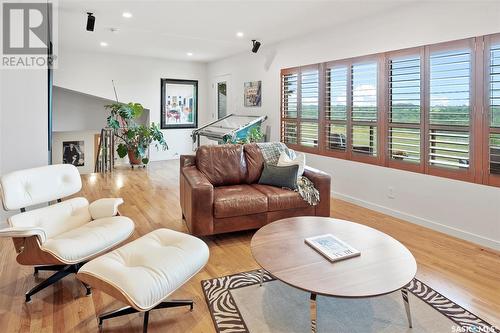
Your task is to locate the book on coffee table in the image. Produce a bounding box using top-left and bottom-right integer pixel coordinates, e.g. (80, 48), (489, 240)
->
(305, 234), (360, 262)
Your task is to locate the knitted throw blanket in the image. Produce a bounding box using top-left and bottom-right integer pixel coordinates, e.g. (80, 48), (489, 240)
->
(256, 142), (320, 206)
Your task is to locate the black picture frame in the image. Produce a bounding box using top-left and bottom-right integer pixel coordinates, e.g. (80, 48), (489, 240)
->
(161, 78), (198, 129)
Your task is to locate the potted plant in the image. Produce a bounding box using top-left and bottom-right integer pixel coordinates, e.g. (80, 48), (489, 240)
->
(105, 102), (168, 166)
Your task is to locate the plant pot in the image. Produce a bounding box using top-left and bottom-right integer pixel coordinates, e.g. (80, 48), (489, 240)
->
(127, 149), (143, 165)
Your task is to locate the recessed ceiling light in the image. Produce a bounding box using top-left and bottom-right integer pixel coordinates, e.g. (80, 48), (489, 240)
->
(187, 52), (193, 56)
(122, 12), (132, 18)
(100, 42), (108, 47)
(236, 32), (244, 38)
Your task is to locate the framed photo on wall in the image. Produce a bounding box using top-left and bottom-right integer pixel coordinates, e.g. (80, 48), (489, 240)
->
(62, 140), (85, 166)
(244, 81), (262, 107)
(161, 78), (198, 129)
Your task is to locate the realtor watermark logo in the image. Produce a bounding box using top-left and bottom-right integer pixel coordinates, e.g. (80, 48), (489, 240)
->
(1, 0), (58, 68)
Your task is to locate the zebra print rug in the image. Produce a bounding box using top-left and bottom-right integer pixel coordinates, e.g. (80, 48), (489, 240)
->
(202, 269), (497, 333)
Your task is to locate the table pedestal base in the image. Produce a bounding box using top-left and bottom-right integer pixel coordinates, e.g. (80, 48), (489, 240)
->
(308, 290), (413, 332)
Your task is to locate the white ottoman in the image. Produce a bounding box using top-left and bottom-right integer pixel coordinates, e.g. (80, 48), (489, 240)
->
(77, 228), (209, 332)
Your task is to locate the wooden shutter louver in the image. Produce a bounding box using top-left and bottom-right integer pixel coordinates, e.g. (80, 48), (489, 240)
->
(489, 134), (500, 175)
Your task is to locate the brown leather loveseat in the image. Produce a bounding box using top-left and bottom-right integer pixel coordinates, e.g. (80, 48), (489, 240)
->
(180, 144), (331, 236)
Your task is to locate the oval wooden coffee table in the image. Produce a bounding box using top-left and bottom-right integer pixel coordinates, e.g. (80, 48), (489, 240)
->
(250, 216), (417, 332)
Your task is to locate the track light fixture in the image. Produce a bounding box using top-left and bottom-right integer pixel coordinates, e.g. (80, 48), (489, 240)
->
(251, 40), (261, 53)
(86, 12), (95, 32)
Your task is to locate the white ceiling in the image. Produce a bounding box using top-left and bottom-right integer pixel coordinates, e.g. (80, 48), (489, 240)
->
(58, 0), (411, 62)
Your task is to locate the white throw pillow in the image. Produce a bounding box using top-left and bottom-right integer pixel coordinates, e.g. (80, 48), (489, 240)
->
(277, 151), (305, 178)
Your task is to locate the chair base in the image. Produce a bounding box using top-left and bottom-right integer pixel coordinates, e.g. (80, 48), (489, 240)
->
(26, 262), (91, 302)
(98, 300), (194, 333)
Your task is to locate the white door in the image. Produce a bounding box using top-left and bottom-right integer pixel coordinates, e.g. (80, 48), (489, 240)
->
(213, 74), (231, 120)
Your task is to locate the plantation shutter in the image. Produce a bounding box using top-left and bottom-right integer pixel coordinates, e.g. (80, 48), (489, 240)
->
(351, 62), (378, 156)
(388, 54), (422, 166)
(299, 68), (319, 147)
(281, 71), (298, 144)
(428, 48), (471, 170)
(488, 41), (500, 183)
(325, 65), (348, 152)
(281, 66), (319, 149)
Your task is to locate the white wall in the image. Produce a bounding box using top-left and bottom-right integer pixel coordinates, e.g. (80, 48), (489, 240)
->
(0, 69), (49, 221)
(53, 86), (113, 132)
(207, 1), (500, 249)
(54, 49), (208, 160)
(1, 70), (48, 173)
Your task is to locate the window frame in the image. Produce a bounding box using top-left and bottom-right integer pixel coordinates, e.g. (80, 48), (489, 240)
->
(323, 59), (351, 160)
(385, 46), (425, 174)
(349, 54), (385, 166)
(279, 33), (500, 188)
(280, 64), (322, 155)
(483, 33), (500, 186)
(424, 38), (477, 183)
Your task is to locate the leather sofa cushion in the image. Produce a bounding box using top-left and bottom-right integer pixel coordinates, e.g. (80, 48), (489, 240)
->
(244, 143), (265, 184)
(214, 185), (268, 218)
(196, 144), (248, 187)
(252, 184), (309, 212)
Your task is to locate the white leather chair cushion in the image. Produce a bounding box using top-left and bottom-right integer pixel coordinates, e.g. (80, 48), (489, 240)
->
(78, 229), (209, 311)
(42, 216), (134, 264)
(1, 164), (81, 210)
(8, 197), (91, 239)
(89, 198), (124, 220)
(0, 226), (48, 243)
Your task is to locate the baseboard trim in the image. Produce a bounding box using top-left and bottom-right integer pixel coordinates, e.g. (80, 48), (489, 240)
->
(333, 191), (500, 251)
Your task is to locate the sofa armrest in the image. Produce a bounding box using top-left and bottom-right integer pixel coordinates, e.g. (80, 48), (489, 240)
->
(303, 166), (331, 216)
(0, 224), (47, 245)
(89, 198), (124, 219)
(180, 155), (196, 168)
(180, 166), (214, 235)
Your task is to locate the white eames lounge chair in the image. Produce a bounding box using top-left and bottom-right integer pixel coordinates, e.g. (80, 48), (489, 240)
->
(0, 164), (135, 302)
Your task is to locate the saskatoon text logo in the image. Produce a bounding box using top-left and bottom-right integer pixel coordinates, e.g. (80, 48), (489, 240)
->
(2, 1), (57, 68)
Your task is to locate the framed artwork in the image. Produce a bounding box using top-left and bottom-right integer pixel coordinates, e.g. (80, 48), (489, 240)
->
(161, 79), (198, 129)
(244, 81), (262, 107)
(62, 140), (85, 166)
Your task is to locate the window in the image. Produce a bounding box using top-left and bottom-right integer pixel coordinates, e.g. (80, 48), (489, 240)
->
(280, 33), (500, 188)
(428, 47), (471, 172)
(281, 66), (319, 149)
(325, 65), (348, 152)
(351, 62), (378, 157)
(487, 37), (500, 185)
(388, 54), (422, 167)
(281, 70), (298, 144)
(299, 68), (319, 147)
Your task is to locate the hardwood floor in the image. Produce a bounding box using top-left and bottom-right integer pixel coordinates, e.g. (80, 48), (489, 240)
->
(0, 160), (498, 332)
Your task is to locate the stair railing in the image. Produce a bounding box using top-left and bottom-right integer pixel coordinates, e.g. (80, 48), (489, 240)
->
(94, 128), (114, 173)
